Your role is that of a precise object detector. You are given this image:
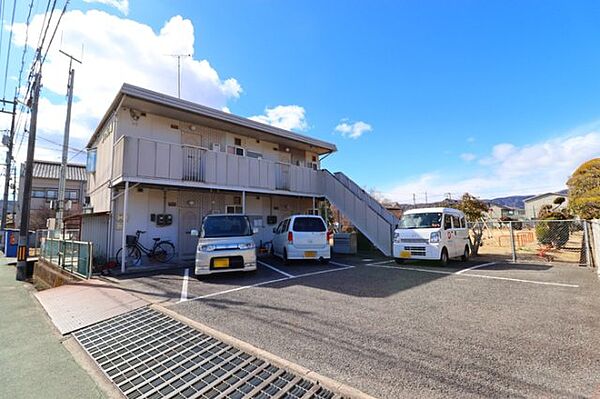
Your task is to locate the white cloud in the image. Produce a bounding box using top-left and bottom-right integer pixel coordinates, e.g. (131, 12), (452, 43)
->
(466, 136), (476, 143)
(83, 0), (129, 15)
(382, 131), (600, 202)
(460, 152), (476, 162)
(249, 105), (307, 131)
(8, 10), (242, 163)
(334, 120), (372, 139)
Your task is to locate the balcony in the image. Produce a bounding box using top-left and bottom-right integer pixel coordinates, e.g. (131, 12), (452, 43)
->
(112, 136), (320, 195)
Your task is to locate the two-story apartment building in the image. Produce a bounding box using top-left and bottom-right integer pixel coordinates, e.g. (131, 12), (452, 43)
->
(83, 84), (397, 269)
(16, 160), (87, 229)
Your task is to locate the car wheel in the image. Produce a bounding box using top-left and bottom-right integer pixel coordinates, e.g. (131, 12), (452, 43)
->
(440, 248), (449, 266)
(283, 249), (290, 265)
(395, 258), (404, 265)
(461, 246), (470, 262)
(319, 257), (329, 265)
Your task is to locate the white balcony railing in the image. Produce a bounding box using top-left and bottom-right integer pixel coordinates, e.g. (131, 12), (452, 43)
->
(113, 136), (320, 195)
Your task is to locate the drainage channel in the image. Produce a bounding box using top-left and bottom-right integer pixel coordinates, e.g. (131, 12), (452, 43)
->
(73, 307), (343, 399)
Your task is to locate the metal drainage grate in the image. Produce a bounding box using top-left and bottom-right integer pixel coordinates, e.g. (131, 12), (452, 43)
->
(73, 307), (343, 399)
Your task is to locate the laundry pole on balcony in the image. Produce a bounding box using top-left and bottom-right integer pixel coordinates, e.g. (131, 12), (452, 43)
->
(242, 191), (246, 214)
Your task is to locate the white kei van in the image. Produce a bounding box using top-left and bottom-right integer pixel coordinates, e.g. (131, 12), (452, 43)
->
(392, 207), (471, 265)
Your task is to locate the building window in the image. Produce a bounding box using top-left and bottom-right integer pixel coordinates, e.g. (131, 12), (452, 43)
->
(46, 189), (58, 199)
(66, 190), (79, 201)
(225, 205), (243, 214)
(227, 145), (245, 156)
(234, 138), (242, 146)
(246, 151), (262, 159)
(86, 149), (97, 173)
(32, 189), (45, 198)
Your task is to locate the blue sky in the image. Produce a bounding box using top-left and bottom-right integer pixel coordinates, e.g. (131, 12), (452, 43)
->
(2, 0), (600, 202)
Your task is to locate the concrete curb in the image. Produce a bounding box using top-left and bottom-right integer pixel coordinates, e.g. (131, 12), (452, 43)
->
(153, 304), (378, 399)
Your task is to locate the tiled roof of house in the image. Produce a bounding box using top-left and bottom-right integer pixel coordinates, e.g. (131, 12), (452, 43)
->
(32, 160), (87, 181)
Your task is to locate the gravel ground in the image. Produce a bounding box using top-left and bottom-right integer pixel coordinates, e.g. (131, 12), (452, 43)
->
(116, 256), (600, 398)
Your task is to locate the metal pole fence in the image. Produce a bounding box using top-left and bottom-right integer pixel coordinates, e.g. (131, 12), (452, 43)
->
(509, 221), (517, 263)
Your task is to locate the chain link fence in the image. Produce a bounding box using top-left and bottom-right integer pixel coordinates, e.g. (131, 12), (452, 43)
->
(475, 219), (592, 266)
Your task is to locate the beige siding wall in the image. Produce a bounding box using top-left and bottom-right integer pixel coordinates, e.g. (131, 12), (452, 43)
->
(109, 186), (313, 261)
(88, 115), (116, 213)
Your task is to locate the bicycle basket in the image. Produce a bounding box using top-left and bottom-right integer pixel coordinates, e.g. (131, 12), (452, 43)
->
(126, 235), (137, 246)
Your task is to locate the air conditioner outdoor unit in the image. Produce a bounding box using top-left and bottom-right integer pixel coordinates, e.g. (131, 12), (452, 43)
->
(211, 143), (221, 152)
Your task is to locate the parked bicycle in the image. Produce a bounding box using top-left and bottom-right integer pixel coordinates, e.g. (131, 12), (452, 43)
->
(115, 230), (175, 267)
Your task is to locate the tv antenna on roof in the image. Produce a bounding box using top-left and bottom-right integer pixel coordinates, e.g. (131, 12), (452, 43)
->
(166, 54), (192, 99)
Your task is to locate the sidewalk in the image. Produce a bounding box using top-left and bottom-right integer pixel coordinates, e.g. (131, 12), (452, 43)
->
(0, 261), (107, 398)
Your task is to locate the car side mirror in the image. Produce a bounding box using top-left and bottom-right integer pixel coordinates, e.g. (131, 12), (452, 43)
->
(272, 227), (277, 233)
(190, 229), (199, 237)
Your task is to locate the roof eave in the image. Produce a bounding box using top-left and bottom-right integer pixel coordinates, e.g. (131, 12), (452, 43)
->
(87, 84), (338, 155)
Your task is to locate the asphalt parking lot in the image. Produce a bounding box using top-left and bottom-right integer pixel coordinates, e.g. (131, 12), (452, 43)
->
(112, 256), (600, 398)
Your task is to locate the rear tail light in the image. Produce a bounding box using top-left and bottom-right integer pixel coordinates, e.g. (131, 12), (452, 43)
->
(327, 231), (333, 241)
(287, 231), (293, 243)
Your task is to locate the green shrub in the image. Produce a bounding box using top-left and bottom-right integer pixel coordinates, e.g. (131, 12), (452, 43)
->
(535, 222), (552, 245)
(535, 219), (569, 248)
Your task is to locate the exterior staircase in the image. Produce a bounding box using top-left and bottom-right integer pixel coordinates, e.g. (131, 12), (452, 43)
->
(319, 170), (399, 256)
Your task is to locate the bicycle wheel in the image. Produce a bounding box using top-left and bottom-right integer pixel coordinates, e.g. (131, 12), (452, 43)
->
(115, 246), (142, 267)
(153, 241), (175, 263)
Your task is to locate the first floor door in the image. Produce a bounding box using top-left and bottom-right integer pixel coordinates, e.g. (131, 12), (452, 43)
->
(179, 207), (201, 260)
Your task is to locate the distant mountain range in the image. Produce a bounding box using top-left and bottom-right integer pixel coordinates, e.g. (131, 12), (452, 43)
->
(386, 190), (569, 211)
(487, 195), (532, 209)
(489, 189), (568, 209)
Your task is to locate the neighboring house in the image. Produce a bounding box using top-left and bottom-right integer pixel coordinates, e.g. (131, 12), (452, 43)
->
(523, 192), (569, 219)
(83, 84), (398, 265)
(15, 160), (87, 230)
(16, 160), (87, 229)
(486, 203), (526, 220)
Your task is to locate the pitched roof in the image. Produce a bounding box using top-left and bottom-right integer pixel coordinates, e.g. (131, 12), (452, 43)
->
(523, 191), (568, 203)
(87, 83), (338, 155)
(31, 160), (87, 181)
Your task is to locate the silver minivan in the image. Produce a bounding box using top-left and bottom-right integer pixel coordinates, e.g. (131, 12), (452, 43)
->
(271, 215), (331, 264)
(191, 214), (257, 276)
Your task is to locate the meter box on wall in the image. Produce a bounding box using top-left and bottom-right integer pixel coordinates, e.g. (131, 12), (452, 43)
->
(155, 214), (173, 226)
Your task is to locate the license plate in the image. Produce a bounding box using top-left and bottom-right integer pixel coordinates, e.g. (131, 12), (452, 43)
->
(213, 258), (229, 268)
(400, 250), (411, 259)
(304, 251), (317, 258)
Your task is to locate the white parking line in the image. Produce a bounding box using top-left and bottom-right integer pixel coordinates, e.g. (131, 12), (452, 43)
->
(185, 263), (355, 302)
(257, 260), (294, 278)
(455, 262), (497, 274)
(366, 260), (395, 266)
(364, 263), (579, 288)
(179, 268), (189, 302)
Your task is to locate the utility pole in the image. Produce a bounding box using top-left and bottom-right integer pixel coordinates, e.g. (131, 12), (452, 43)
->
(412, 193), (416, 206)
(0, 97), (16, 230)
(55, 50), (81, 235)
(424, 192), (428, 204)
(167, 54), (191, 98)
(16, 70), (41, 281)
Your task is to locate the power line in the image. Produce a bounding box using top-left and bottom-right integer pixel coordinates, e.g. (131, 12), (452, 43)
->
(1, 0), (18, 100)
(41, 0), (70, 65)
(15, 0), (35, 97)
(0, 0), (5, 67)
(36, 0), (56, 52)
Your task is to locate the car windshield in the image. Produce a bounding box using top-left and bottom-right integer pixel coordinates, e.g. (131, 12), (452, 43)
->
(398, 212), (442, 229)
(292, 217), (326, 232)
(202, 215), (253, 238)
